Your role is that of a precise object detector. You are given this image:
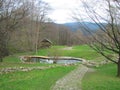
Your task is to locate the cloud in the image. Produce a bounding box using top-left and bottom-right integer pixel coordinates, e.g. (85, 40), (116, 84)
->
(43, 0), (108, 23)
(43, 0), (80, 23)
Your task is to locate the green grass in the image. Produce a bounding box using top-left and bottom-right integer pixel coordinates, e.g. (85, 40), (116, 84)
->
(1, 45), (105, 69)
(36, 46), (65, 56)
(3, 55), (20, 63)
(0, 45), (119, 90)
(2, 45), (104, 63)
(1, 56), (53, 69)
(0, 45), (77, 90)
(0, 62), (53, 69)
(82, 64), (120, 90)
(35, 45), (105, 60)
(69, 45), (102, 60)
(0, 65), (76, 90)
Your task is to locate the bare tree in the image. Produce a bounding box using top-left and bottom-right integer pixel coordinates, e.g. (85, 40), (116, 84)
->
(28, 0), (51, 54)
(73, 0), (120, 77)
(0, 0), (29, 61)
(0, 0), (51, 59)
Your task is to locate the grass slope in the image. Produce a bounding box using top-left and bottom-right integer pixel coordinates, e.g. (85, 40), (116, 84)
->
(82, 64), (120, 90)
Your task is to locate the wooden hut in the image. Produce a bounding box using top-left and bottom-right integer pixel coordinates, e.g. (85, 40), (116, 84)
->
(40, 39), (52, 48)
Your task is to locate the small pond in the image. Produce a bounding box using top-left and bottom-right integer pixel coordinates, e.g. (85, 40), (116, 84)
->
(31, 58), (81, 64)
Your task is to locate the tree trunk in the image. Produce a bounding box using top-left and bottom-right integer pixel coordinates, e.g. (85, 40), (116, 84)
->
(117, 57), (120, 77)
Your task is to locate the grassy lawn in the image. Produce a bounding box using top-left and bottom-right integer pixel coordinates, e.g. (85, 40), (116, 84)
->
(1, 45), (81, 90)
(0, 46), (65, 68)
(63, 45), (103, 60)
(1, 56), (53, 69)
(1, 45), (117, 90)
(36, 45), (105, 60)
(2, 45), (105, 64)
(0, 65), (76, 90)
(82, 63), (120, 90)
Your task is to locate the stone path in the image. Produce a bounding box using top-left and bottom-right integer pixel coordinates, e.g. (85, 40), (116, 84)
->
(51, 65), (92, 90)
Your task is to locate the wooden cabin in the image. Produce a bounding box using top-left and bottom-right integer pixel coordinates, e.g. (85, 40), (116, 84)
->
(40, 39), (52, 48)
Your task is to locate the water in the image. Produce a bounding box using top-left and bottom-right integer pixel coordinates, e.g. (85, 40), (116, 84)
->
(39, 59), (81, 64)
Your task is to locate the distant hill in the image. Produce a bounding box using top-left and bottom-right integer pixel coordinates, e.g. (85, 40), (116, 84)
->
(62, 22), (106, 32)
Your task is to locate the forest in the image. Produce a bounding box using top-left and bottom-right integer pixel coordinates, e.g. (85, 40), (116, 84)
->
(0, 0), (89, 60)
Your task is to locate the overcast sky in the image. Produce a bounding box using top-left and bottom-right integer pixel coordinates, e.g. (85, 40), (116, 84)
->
(42, 0), (80, 23)
(43, 0), (108, 24)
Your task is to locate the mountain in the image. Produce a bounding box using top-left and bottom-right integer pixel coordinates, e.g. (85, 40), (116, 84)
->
(62, 22), (106, 32)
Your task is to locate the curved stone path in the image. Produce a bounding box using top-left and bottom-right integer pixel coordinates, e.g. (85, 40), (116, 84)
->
(51, 65), (92, 90)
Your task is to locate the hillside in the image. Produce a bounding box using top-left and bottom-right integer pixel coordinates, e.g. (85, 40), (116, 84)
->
(62, 22), (106, 32)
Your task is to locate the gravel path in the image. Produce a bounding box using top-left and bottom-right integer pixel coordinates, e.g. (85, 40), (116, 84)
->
(51, 65), (91, 90)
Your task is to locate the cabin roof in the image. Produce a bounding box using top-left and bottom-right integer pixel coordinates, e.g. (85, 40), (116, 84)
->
(41, 39), (52, 43)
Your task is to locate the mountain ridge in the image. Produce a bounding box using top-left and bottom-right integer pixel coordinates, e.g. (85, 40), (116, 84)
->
(60, 22), (107, 32)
